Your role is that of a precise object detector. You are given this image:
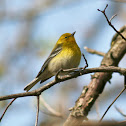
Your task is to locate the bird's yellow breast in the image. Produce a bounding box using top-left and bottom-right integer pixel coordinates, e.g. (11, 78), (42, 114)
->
(48, 42), (81, 74)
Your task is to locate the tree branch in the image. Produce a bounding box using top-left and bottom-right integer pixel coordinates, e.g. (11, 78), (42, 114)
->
(99, 87), (126, 122)
(115, 106), (126, 117)
(84, 46), (105, 56)
(97, 4), (126, 41)
(40, 96), (63, 118)
(0, 98), (16, 122)
(0, 67), (126, 101)
(35, 96), (39, 126)
(63, 24), (126, 126)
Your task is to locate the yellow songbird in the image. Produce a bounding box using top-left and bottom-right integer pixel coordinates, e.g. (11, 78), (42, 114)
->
(24, 31), (81, 91)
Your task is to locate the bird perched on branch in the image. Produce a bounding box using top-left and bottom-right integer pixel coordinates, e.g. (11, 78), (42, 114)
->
(24, 31), (81, 92)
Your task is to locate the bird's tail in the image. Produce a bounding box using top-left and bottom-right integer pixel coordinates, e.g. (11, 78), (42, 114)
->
(24, 78), (40, 92)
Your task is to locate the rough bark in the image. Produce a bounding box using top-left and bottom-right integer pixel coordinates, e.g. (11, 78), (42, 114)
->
(64, 26), (126, 126)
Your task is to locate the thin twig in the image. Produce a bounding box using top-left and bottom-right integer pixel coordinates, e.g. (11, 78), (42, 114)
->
(84, 47), (105, 57)
(40, 96), (63, 118)
(0, 98), (16, 122)
(118, 120), (126, 124)
(97, 4), (126, 41)
(109, 14), (117, 22)
(82, 53), (88, 69)
(99, 87), (126, 122)
(114, 76), (126, 118)
(35, 95), (39, 126)
(115, 106), (126, 117)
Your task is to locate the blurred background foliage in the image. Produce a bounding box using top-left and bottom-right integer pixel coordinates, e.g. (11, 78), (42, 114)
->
(0, 0), (126, 126)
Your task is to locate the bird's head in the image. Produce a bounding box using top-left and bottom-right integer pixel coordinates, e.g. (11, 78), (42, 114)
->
(57, 31), (76, 44)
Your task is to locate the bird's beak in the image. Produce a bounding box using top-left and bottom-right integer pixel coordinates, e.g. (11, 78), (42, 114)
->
(71, 31), (76, 36)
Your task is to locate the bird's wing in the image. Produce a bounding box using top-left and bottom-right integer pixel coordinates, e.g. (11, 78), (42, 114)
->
(36, 44), (62, 77)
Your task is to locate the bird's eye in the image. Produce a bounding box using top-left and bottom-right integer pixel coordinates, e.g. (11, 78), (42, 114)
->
(65, 37), (67, 38)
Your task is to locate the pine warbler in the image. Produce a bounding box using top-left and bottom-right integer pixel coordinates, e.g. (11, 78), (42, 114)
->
(24, 31), (81, 91)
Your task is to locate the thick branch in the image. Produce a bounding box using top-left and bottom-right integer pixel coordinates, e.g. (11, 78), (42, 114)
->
(63, 25), (126, 126)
